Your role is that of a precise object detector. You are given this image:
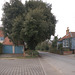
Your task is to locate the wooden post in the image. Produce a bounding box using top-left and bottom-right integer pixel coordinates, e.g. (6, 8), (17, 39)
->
(13, 45), (15, 54)
(23, 51), (25, 56)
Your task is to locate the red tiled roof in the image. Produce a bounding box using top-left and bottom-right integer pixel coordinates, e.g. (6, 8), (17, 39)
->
(3, 37), (14, 45)
(0, 30), (4, 37)
(59, 32), (73, 41)
(3, 37), (23, 46)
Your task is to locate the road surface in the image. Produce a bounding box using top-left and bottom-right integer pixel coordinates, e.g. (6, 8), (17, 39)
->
(39, 51), (75, 75)
(0, 53), (62, 75)
(0, 52), (75, 75)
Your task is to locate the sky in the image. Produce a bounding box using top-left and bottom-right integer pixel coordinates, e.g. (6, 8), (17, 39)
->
(0, 0), (75, 38)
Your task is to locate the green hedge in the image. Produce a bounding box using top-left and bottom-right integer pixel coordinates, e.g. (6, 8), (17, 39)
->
(50, 47), (63, 55)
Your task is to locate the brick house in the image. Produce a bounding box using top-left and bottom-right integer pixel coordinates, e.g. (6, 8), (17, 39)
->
(0, 30), (24, 54)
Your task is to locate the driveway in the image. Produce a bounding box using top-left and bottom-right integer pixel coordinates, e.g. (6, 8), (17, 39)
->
(0, 56), (61, 75)
(0, 58), (45, 75)
(1, 51), (74, 75)
(39, 51), (75, 75)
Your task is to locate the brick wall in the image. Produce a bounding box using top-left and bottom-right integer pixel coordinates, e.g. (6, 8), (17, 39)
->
(63, 51), (72, 55)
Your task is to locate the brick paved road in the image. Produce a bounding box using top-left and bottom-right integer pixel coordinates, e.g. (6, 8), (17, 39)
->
(0, 59), (45, 75)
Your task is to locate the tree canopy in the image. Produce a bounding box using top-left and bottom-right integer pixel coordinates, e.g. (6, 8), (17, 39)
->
(2, 0), (56, 50)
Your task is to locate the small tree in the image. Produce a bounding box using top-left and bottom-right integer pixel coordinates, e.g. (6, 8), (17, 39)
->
(58, 43), (63, 54)
(35, 40), (50, 51)
(52, 36), (58, 48)
(50, 36), (58, 53)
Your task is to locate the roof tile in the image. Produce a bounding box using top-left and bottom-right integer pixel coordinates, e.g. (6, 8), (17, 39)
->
(3, 37), (14, 45)
(59, 33), (71, 41)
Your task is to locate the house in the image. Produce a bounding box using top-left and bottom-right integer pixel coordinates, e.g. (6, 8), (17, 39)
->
(0, 30), (24, 54)
(57, 27), (75, 53)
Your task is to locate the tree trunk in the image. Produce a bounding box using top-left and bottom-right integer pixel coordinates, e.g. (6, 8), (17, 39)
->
(72, 50), (74, 54)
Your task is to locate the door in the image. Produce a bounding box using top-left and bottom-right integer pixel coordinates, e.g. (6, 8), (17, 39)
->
(15, 46), (23, 53)
(3, 45), (13, 53)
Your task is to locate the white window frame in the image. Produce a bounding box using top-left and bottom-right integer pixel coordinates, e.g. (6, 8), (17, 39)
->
(63, 39), (69, 47)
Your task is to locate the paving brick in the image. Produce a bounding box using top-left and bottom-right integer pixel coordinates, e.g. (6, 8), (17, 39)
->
(0, 59), (45, 75)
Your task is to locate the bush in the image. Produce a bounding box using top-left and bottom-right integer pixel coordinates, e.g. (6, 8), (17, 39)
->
(57, 44), (63, 54)
(25, 50), (39, 57)
(50, 36), (63, 54)
(50, 47), (57, 53)
(50, 47), (63, 55)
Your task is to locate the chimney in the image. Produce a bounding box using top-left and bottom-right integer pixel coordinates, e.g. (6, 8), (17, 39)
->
(66, 27), (69, 35)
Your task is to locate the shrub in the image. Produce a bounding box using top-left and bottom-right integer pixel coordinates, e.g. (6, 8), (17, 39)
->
(25, 50), (39, 57)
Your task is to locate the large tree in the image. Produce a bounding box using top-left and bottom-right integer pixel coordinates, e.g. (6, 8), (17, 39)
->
(2, 0), (56, 50)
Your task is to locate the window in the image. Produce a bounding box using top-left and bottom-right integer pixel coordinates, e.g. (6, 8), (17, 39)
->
(66, 40), (69, 47)
(0, 37), (4, 41)
(63, 39), (69, 47)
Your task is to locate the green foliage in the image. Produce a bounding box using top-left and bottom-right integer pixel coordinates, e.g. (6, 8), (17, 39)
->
(21, 1), (56, 50)
(35, 40), (50, 51)
(58, 43), (63, 50)
(57, 43), (63, 54)
(50, 47), (57, 53)
(25, 50), (39, 57)
(52, 36), (58, 48)
(2, 0), (56, 50)
(2, 0), (25, 44)
(50, 36), (63, 54)
(50, 47), (63, 55)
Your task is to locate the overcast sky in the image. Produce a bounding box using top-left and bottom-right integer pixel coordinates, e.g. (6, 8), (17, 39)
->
(0, 0), (75, 38)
